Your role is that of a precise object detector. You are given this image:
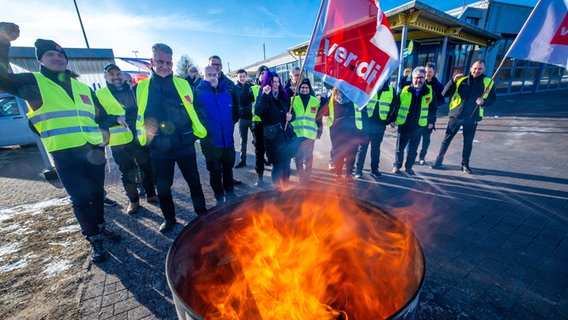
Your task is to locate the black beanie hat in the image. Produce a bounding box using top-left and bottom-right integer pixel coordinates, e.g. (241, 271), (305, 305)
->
(256, 65), (269, 78)
(35, 39), (68, 61)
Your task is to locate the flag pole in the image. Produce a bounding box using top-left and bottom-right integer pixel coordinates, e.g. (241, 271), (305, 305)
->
(285, 0), (327, 130)
(470, 0), (544, 117)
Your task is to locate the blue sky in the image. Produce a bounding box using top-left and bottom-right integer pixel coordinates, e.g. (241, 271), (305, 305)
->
(2, 0), (538, 73)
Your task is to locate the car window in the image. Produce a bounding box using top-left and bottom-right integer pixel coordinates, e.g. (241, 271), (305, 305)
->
(0, 96), (21, 117)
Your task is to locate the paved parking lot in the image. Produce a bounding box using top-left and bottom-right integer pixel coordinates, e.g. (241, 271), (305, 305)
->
(1, 90), (567, 319)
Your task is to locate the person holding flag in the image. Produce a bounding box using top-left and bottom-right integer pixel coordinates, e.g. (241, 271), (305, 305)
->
(320, 87), (366, 184)
(431, 59), (496, 174)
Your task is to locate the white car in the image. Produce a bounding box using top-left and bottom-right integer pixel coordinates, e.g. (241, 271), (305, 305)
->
(0, 93), (37, 147)
(0, 93), (57, 179)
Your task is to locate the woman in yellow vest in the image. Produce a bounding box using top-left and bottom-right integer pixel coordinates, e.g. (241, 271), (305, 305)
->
(290, 78), (324, 184)
(0, 23), (127, 262)
(389, 67), (437, 175)
(320, 87), (365, 184)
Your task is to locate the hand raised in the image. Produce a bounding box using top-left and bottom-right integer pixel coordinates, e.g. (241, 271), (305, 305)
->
(0, 22), (20, 42)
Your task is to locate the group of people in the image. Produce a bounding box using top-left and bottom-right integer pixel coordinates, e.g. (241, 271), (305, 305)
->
(0, 21), (496, 263)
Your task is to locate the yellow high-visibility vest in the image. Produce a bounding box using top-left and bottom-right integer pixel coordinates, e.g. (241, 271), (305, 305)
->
(95, 87), (133, 146)
(290, 95), (320, 140)
(251, 85), (261, 122)
(396, 85), (433, 127)
(449, 77), (493, 118)
(367, 86), (394, 120)
(326, 96), (363, 130)
(27, 73), (103, 152)
(135, 77), (206, 146)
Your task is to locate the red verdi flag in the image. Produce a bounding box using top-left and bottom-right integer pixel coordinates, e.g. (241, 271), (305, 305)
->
(304, 0), (399, 107)
(507, 0), (568, 68)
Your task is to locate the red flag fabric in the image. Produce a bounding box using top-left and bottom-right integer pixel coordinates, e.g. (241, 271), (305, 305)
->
(304, 0), (399, 107)
(507, 0), (568, 69)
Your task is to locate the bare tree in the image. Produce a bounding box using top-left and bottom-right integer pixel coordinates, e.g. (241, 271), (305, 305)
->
(176, 54), (198, 78)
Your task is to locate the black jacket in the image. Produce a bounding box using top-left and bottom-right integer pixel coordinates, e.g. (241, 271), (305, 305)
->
(138, 72), (196, 158)
(0, 42), (115, 132)
(235, 81), (253, 120)
(391, 84), (437, 132)
(443, 73), (496, 121)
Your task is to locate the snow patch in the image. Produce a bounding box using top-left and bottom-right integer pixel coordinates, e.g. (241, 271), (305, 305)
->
(57, 224), (81, 234)
(0, 243), (20, 259)
(43, 260), (71, 277)
(0, 197), (71, 221)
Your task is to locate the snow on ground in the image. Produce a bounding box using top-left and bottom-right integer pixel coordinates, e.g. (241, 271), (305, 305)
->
(0, 197), (71, 222)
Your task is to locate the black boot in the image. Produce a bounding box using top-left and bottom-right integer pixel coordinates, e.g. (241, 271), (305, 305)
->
(431, 156), (444, 169)
(87, 234), (106, 262)
(461, 162), (473, 174)
(99, 224), (122, 241)
(255, 175), (265, 187)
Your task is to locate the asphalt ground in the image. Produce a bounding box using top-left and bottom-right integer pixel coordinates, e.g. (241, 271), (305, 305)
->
(0, 89), (567, 319)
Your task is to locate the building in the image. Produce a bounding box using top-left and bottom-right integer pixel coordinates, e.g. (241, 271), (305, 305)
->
(237, 0), (567, 96)
(7, 46), (115, 91)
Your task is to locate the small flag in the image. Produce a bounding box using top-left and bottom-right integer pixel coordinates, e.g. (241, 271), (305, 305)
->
(118, 57), (153, 71)
(507, 0), (568, 68)
(304, 0), (399, 107)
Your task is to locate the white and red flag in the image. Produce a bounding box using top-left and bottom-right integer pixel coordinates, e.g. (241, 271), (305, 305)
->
(304, 0), (399, 107)
(507, 0), (568, 68)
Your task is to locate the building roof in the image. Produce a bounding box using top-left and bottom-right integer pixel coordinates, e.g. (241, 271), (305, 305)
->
(386, 1), (501, 47)
(8, 46), (115, 90)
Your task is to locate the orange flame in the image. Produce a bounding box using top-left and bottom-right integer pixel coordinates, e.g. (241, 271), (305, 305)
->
(180, 190), (423, 319)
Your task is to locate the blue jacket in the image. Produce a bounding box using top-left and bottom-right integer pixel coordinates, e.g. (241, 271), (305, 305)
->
(194, 80), (235, 148)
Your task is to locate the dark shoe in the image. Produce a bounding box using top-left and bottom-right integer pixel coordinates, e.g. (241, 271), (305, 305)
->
(353, 172), (363, 179)
(255, 175), (265, 187)
(195, 207), (207, 215)
(146, 196), (159, 204)
(127, 202), (140, 215)
(335, 175), (343, 183)
(233, 178), (243, 185)
(430, 163), (443, 169)
(392, 167), (400, 174)
(461, 164), (473, 174)
(234, 161), (246, 168)
(370, 171), (382, 179)
(159, 219), (177, 233)
(405, 168), (415, 175)
(215, 196), (226, 206)
(225, 192), (237, 202)
(87, 235), (106, 262)
(137, 184), (146, 197)
(103, 197), (117, 207)
(99, 224), (121, 241)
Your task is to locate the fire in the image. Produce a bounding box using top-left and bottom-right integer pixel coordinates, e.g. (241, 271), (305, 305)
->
(178, 190), (424, 320)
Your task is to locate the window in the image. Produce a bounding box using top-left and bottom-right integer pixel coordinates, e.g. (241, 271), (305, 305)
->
(0, 96), (21, 117)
